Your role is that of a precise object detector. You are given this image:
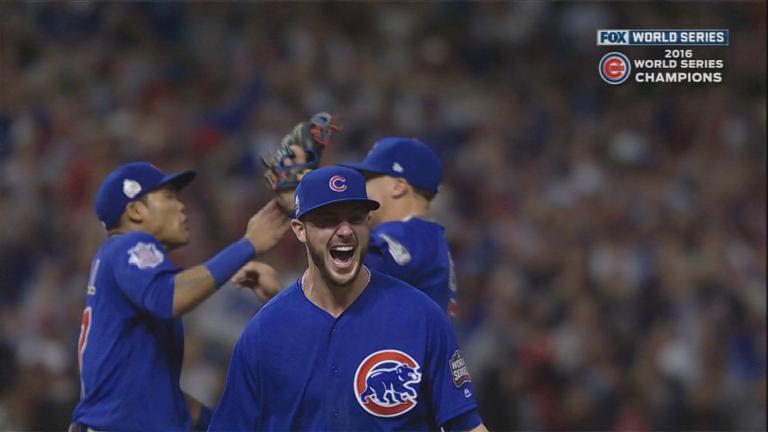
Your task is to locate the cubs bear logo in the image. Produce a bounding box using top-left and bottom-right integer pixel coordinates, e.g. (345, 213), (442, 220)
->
(354, 350), (421, 417)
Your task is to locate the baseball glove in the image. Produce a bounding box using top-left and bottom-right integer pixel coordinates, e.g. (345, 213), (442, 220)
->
(262, 112), (340, 191)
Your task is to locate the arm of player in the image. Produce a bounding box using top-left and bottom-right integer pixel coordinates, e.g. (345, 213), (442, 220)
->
(442, 411), (488, 432)
(183, 392), (213, 431)
(231, 260), (283, 301)
(422, 302), (486, 431)
(171, 199), (289, 317)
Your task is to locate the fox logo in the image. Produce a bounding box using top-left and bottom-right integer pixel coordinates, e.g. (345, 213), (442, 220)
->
(354, 350), (421, 417)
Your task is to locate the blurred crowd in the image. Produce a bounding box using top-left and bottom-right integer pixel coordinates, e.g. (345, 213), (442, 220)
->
(1, 2), (765, 431)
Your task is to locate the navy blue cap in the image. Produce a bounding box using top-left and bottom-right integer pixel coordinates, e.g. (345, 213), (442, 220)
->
(339, 137), (443, 194)
(94, 162), (196, 229)
(294, 166), (380, 219)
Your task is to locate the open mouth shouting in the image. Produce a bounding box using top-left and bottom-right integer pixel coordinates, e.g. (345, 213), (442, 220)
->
(329, 244), (356, 270)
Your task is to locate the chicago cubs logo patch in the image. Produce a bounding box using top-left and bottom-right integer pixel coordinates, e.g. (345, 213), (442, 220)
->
(450, 350), (471, 387)
(329, 175), (347, 192)
(127, 242), (164, 269)
(354, 350), (421, 417)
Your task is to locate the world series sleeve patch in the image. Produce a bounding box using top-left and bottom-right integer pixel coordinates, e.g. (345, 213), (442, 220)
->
(450, 350), (471, 387)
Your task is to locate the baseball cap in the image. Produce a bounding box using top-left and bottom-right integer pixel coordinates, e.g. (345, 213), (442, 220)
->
(94, 162), (196, 229)
(294, 166), (380, 219)
(339, 137), (443, 194)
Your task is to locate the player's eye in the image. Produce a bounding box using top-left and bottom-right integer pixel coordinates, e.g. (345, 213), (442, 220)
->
(348, 213), (367, 225)
(311, 216), (338, 228)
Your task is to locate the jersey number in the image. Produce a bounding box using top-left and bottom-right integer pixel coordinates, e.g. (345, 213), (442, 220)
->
(78, 307), (92, 373)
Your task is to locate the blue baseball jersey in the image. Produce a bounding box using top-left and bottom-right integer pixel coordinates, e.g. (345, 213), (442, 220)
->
(72, 231), (190, 431)
(209, 269), (478, 431)
(365, 217), (457, 314)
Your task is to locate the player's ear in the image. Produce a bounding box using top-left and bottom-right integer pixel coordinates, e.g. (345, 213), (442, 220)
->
(391, 178), (409, 199)
(125, 200), (148, 224)
(290, 219), (307, 243)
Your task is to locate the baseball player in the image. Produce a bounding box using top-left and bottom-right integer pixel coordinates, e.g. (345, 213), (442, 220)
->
(264, 115), (458, 314)
(209, 166), (486, 431)
(340, 137), (457, 314)
(70, 162), (288, 432)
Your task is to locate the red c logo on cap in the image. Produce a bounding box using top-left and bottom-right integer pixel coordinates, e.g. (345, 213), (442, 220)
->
(329, 175), (347, 192)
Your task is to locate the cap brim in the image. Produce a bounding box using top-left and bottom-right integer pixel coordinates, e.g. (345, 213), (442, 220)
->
(158, 170), (196, 191)
(297, 197), (380, 219)
(337, 162), (388, 176)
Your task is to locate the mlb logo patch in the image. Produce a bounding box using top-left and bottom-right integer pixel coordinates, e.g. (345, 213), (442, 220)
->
(127, 242), (164, 269)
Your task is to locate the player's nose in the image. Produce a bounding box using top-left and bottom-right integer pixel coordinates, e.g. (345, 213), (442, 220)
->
(335, 221), (354, 238)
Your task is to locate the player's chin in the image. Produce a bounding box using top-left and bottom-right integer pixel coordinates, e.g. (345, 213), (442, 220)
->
(326, 253), (362, 284)
(168, 228), (191, 247)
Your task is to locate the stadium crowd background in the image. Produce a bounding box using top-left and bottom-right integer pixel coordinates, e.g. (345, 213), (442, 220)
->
(0, 2), (765, 431)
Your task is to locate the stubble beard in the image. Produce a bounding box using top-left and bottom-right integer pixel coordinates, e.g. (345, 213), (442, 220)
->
(306, 236), (369, 289)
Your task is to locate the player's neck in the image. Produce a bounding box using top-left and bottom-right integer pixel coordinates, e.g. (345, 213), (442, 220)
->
(302, 266), (370, 318)
(376, 197), (429, 224)
(107, 226), (176, 251)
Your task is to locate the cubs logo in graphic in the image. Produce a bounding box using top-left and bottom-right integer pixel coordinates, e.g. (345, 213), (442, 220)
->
(329, 175), (348, 192)
(599, 52), (631, 84)
(354, 350), (422, 417)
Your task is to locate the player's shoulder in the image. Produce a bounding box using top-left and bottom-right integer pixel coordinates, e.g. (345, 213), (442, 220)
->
(373, 217), (443, 238)
(107, 231), (162, 249)
(371, 218), (446, 265)
(369, 269), (445, 316)
(244, 281), (301, 331)
(101, 231), (164, 258)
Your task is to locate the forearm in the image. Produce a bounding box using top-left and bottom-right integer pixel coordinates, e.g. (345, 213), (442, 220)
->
(172, 266), (217, 318)
(172, 238), (256, 318)
(442, 410), (486, 432)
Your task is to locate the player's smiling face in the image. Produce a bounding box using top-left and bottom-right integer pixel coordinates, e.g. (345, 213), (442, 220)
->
(140, 185), (190, 249)
(297, 201), (371, 287)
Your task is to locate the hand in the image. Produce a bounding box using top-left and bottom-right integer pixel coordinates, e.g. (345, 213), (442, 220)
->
(273, 145), (309, 214)
(275, 189), (296, 215)
(245, 199), (290, 253)
(231, 260), (282, 301)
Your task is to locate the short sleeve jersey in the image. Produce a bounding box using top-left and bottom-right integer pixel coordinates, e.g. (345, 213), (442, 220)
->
(209, 269), (478, 431)
(72, 232), (190, 431)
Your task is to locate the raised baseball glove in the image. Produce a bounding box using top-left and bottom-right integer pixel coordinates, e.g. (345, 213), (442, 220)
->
(262, 112), (340, 191)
